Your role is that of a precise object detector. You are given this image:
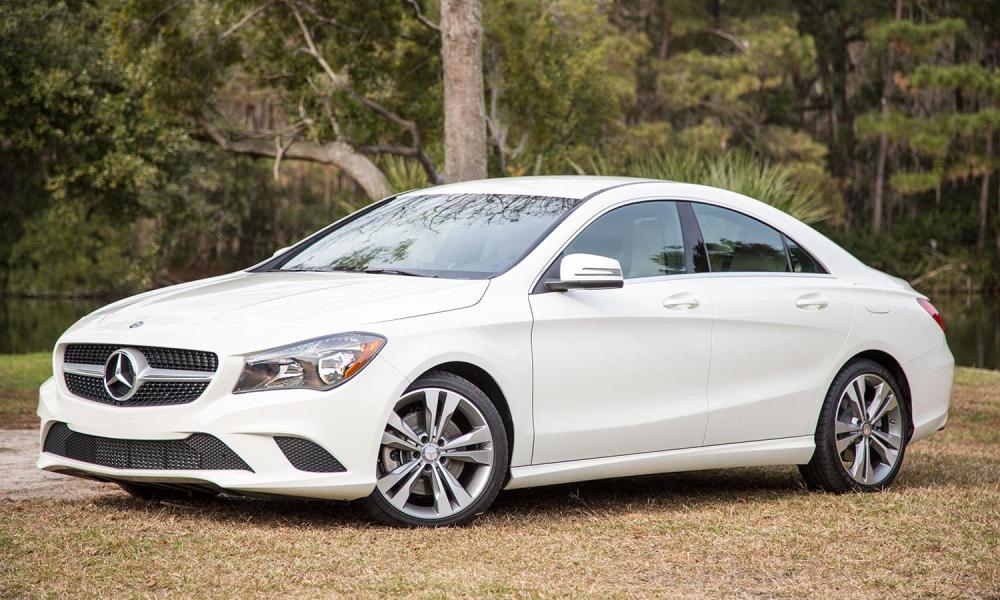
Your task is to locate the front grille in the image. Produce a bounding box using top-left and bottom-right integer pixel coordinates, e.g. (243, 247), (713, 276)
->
(64, 344), (218, 372)
(274, 436), (346, 473)
(64, 373), (208, 407)
(43, 422), (252, 471)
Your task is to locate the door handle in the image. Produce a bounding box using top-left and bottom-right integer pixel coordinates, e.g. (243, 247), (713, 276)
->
(795, 294), (828, 310)
(663, 294), (700, 309)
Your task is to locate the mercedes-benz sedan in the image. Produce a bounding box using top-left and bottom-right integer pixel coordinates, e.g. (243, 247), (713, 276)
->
(38, 176), (953, 526)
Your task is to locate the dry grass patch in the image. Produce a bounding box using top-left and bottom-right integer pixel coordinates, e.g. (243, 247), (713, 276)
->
(1, 368), (998, 598)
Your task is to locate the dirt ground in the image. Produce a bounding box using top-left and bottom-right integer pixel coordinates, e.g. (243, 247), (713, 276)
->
(0, 429), (113, 502)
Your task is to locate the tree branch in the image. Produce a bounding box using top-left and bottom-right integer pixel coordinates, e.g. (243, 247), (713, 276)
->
(406, 0), (441, 32)
(358, 144), (444, 184)
(198, 117), (391, 198)
(283, 0), (441, 184)
(222, 1), (279, 39)
(709, 28), (748, 52)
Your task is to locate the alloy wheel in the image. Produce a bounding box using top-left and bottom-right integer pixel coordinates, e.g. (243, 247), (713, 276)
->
(375, 387), (495, 520)
(834, 374), (904, 485)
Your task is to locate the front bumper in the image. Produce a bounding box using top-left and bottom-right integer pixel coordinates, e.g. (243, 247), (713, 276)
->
(36, 356), (406, 501)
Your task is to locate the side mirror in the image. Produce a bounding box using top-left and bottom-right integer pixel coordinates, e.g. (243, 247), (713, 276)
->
(546, 253), (624, 292)
(271, 246), (291, 259)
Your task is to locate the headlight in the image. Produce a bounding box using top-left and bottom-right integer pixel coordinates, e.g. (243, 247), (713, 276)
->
(233, 333), (386, 393)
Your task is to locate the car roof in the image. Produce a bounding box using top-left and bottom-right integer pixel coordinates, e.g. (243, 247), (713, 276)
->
(401, 176), (658, 200)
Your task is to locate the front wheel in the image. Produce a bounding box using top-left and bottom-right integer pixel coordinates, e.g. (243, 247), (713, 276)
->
(362, 371), (509, 527)
(800, 359), (909, 493)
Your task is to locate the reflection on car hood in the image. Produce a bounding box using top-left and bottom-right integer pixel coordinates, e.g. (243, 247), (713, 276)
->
(62, 271), (489, 352)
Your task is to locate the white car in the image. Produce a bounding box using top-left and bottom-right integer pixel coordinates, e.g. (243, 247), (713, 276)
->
(37, 177), (953, 526)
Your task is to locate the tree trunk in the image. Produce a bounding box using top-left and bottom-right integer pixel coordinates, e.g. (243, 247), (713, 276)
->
(977, 130), (992, 260)
(872, 0), (903, 232)
(996, 165), (1000, 267)
(872, 121), (888, 231)
(440, 0), (487, 182)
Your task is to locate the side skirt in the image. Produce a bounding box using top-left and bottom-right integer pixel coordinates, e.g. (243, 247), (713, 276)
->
(504, 436), (815, 490)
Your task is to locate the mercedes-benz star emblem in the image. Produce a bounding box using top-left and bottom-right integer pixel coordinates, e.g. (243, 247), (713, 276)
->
(103, 349), (139, 401)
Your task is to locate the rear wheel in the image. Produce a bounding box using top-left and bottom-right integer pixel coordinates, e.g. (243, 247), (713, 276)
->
(363, 371), (509, 527)
(800, 359), (909, 492)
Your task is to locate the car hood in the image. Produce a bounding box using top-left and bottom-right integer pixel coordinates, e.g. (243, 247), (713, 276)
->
(61, 271), (489, 353)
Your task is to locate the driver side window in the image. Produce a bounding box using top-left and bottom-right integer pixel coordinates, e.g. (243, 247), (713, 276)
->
(543, 201), (686, 282)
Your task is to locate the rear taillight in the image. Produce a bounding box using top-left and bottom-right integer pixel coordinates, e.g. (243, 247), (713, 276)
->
(917, 298), (945, 332)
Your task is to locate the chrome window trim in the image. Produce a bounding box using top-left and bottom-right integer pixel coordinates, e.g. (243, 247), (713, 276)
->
(530, 195), (832, 293)
(618, 271), (838, 286)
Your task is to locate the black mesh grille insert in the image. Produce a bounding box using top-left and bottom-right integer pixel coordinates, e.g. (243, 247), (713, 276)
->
(64, 344), (218, 372)
(64, 373), (208, 407)
(43, 422), (252, 471)
(274, 437), (346, 473)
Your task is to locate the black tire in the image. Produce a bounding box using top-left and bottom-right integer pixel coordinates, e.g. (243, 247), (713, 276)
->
(800, 359), (909, 493)
(117, 481), (218, 502)
(362, 370), (509, 527)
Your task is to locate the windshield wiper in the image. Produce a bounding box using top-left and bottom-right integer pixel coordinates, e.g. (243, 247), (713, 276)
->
(285, 265), (433, 277)
(361, 268), (433, 278)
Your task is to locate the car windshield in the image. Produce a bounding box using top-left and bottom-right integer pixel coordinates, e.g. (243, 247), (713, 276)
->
(274, 193), (581, 279)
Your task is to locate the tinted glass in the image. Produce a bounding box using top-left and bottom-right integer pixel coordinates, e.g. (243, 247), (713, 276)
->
(555, 201), (686, 280)
(692, 204), (789, 273)
(785, 235), (826, 273)
(279, 193), (579, 279)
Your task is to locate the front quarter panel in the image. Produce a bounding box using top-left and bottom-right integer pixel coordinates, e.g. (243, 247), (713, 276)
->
(373, 283), (534, 467)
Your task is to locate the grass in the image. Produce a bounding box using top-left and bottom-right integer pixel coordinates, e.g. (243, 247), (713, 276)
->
(0, 352), (50, 429)
(1, 355), (997, 598)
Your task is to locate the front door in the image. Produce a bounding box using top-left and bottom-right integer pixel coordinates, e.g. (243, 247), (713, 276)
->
(529, 201), (714, 464)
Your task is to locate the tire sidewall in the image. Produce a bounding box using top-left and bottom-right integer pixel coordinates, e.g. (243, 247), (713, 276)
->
(818, 359), (910, 492)
(366, 371), (510, 527)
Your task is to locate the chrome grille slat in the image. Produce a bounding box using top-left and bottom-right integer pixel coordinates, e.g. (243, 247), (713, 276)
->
(64, 344), (218, 372)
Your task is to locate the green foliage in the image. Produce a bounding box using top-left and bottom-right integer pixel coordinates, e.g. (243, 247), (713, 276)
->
(381, 156), (430, 193)
(2, 0), (1000, 296)
(485, 0), (645, 172)
(910, 64), (1000, 97)
(6, 202), (155, 296)
(0, 0), (369, 296)
(113, 0), (442, 159)
(0, 0), (188, 295)
(572, 150), (835, 224)
(867, 18), (966, 55)
(825, 208), (997, 290)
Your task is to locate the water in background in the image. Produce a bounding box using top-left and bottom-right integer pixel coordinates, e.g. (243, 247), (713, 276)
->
(1, 294), (998, 370)
(0, 298), (105, 355)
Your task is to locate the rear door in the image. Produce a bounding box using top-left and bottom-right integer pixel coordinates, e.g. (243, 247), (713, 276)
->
(689, 203), (855, 445)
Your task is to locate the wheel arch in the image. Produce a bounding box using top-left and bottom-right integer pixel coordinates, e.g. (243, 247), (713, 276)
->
(416, 361), (515, 463)
(843, 349), (914, 439)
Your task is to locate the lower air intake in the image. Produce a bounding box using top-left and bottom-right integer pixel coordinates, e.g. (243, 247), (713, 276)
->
(43, 422), (252, 472)
(274, 436), (346, 473)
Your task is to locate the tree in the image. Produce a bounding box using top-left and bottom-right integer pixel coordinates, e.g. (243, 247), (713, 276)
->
(870, 0), (904, 232)
(112, 0), (497, 197)
(602, 1), (841, 211)
(483, 0), (643, 173)
(0, 0), (190, 294)
(857, 14), (1000, 258)
(441, 0), (488, 181)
